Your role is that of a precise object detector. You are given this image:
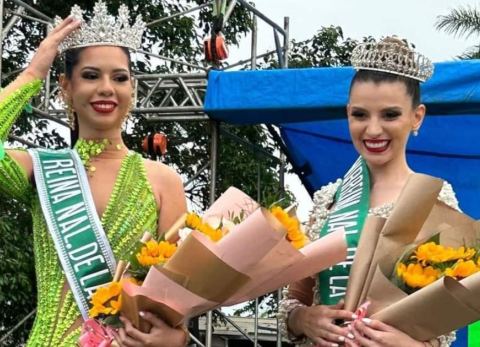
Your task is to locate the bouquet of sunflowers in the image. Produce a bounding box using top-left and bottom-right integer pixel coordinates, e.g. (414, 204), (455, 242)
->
(344, 174), (480, 341)
(80, 186), (347, 342)
(394, 241), (479, 293)
(120, 187), (346, 331)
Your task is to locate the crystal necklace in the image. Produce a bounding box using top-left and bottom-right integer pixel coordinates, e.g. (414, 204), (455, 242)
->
(74, 138), (124, 175)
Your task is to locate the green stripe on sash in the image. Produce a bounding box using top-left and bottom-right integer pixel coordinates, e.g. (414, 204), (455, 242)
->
(318, 158), (370, 305)
(29, 149), (116, 319)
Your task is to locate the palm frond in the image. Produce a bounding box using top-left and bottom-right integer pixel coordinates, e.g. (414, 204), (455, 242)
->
(458, 44), (480, 59)
(436, 5), (480, 38)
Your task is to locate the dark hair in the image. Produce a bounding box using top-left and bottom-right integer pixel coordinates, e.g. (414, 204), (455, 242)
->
(349, 69), (421, 107)
(63, 46), (132, 146)
(64, 46), (132, 79)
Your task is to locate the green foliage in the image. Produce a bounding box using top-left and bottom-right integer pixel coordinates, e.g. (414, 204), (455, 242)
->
(261, 26), (367, 69)
(0, 200), (36, 345)
(436, 5), (480, 59)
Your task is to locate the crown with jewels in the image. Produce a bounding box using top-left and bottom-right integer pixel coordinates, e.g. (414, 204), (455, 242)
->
(54, 1), (146, 53)
(350, 36), (434, 82)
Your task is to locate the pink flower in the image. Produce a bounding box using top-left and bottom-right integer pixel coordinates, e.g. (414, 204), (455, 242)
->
(79, 319), (115, 347)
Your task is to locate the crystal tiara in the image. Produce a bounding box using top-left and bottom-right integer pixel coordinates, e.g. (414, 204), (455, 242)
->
(350, 36), (434, 82)
(54, 1), (146, 53)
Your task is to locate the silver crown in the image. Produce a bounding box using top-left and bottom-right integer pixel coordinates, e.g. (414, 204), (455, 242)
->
(54, 1), (146, 53)
(351, 37), (434, 82)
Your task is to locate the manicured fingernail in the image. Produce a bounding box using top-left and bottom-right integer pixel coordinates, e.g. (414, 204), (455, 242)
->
(331, 344), (339, 347)
(362, 318), (372, 325)
(338, 336), (345, 342)
(351, 313), (358, 320)
(348, 333), (354, 339)
(139, 311), (145, 317)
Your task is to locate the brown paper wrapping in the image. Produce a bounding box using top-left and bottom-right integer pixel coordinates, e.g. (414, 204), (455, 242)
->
(345, 174), (444, 311)
(121, 265), (217, 330)
(163, 231), (250, 302)
(121, 205), (291, 330)
(369, 265), (480, 340)
(344, 217), (386, 312)
(203, 186), (259, 221)
(365, 221), (480, 339)
(228, 229), (348, 304)
(343, 173), (480, 340)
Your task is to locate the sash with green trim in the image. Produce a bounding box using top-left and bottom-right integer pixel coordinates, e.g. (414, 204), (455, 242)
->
(318, 157), (370, 305)
(29, 148), (116, 320)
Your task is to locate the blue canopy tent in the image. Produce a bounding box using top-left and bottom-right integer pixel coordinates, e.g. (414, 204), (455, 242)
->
(205, 60), (480, 347)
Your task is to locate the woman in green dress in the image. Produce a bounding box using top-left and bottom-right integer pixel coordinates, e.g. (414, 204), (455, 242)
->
(0, 4), (188, 347)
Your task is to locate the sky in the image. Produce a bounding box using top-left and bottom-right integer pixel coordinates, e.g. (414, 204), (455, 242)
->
(230, 0), (480, 63)
(227, 0), (480, 221)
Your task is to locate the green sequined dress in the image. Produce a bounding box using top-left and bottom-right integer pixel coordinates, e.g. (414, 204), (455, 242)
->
(0, 81), (159, 346)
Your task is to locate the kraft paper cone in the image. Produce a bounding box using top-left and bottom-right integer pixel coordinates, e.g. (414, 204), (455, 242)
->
(122, 266), (217, 330)
(461, 271), (480, 293)
(163, 231), (250, 302)
(371, 275), (480, 341)
(225, 229), (348, 305)
(216, 208), (287, 272)
(222, 233), (305, 304)
(415, 200), (474, 242)
(203, 186), (259, 221)
(436, 220), (479, 248)
(357, 174), (443, 305)
(366, 263), (410, 315)
(344, 216), (386, 312)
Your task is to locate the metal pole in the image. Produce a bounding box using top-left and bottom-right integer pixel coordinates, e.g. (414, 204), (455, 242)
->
(276, 153), (286, 347)
(3, 9), (50, 25)
(250, 13), (257, 70)
(0, 309), (36, 344)
(136, 50), (208, 71)
(253, 161), (262, 347)
(44, 23), (51, 110)
(254, 164), (261, 346)
(214, 310), (264, 346)
(224, 50), (275, 71)
(145, 115), (209, 122)
(223, 0), (237, 26)
(273, 28), (284, 68)
(10, 0), (51, 21)
(283, 17), (290, 68)
(206, 120), (219, 347)
(276, 288), (283, 347)
(2, 6), (24, 40)
(0, 0), (4, 86)
(147, 2), (211, 27)
(236, 0), (286, 36)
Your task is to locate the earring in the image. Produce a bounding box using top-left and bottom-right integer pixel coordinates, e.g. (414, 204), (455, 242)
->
(62, 91), (75, 130)
(124, 90), (135, 122)
(412, 129), (419, 137)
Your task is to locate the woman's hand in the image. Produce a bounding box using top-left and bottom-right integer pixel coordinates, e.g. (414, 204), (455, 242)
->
(25, 16), (81, 80)
(350, 318), (424, 347)
(290, 301), (355, 347)
(114, 312), (187, 347)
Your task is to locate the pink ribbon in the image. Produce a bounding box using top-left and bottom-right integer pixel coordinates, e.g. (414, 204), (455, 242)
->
(78, 319), (116, 347)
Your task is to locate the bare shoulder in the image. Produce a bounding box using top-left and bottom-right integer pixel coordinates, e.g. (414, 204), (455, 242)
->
(6, 149), (33, 180)
(142, 159), (182, 186)
(142, 158), (184, 201)
(142, 158), (187, 235)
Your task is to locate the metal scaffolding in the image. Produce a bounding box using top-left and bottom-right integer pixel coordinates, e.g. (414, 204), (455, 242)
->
(0, 1), (290, 346)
